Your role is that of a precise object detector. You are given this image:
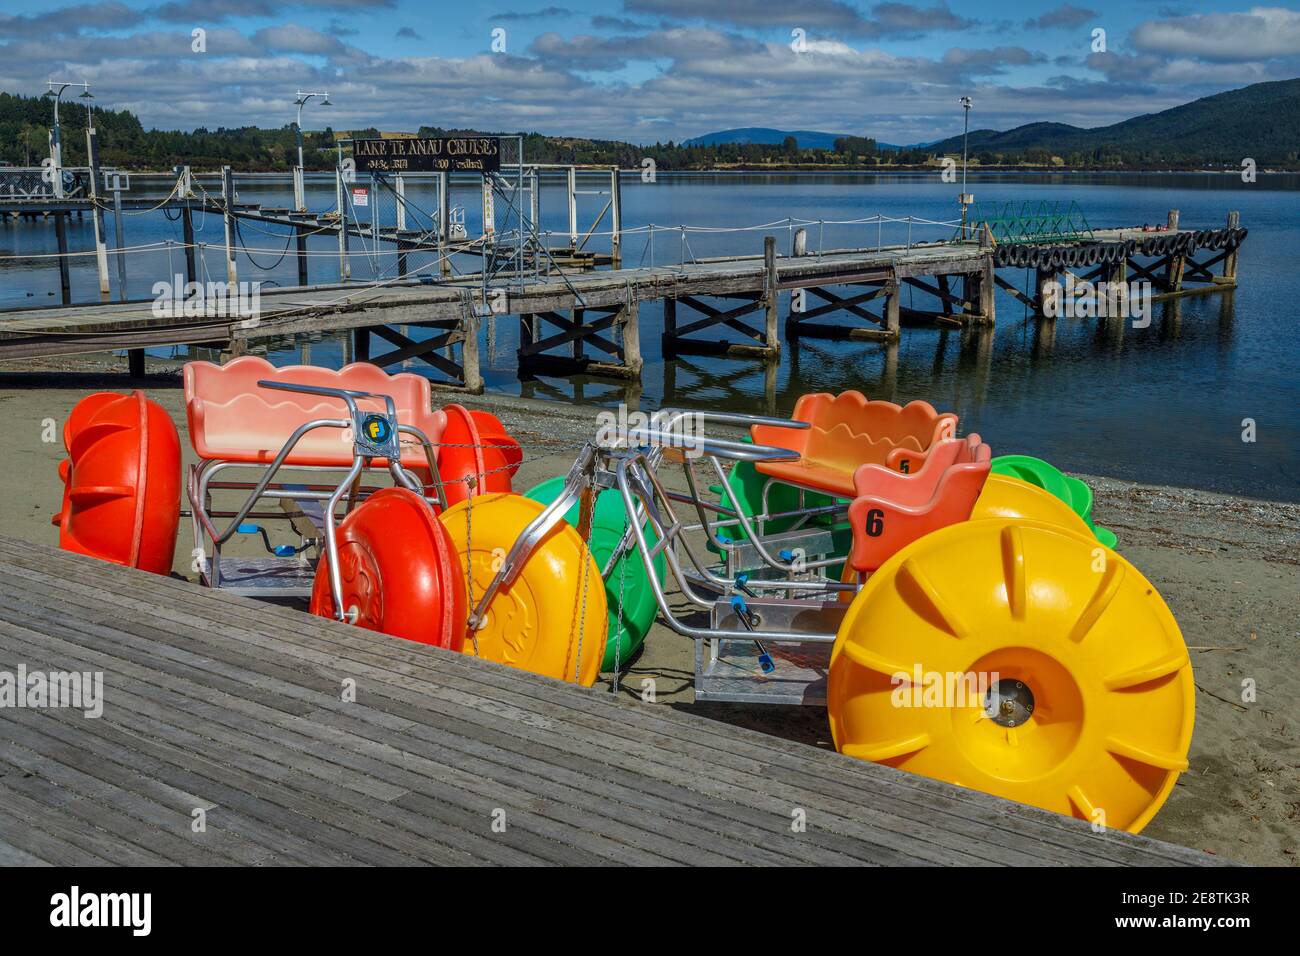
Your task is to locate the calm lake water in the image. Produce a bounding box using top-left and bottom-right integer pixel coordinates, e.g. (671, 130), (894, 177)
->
(1, 171), (1297, 500)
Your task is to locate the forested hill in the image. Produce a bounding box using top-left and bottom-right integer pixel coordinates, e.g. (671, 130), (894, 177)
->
(925, 78), (1300, 166)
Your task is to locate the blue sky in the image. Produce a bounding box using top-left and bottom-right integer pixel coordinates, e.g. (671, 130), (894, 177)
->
(1, 1), (1296, 144)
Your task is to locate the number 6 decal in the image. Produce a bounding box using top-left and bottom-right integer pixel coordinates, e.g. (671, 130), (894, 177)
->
(865, 508), (884, 537)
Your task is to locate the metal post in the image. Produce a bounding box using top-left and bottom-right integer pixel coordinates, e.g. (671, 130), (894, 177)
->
(528, 167), (540, 231)
(293, 89), (330, 212)
(959, 95), (973, 238)
(220, 165), (237, 285)
(294, 106), (304, 212)
(481, 176), (495, 238)
(335, 145), (350, 281)
(437, 170), (450, 277)
(566, 166), (578, 249)
(176, 165), (197, 286)
(49, 102), (63, 200)
(111, 174), (127, 302)
(395, 173), (407, 232)
(610, 165), (622, 268)
(87, 128), (110, 295)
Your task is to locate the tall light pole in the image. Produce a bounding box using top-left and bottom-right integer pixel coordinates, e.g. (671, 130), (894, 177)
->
(958, 95), (973, 238)
(293, 89), (331, 211)
(43, 80), (93, 199)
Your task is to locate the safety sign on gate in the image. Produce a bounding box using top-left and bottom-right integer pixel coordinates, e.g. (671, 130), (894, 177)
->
(350, 186), (369, 207)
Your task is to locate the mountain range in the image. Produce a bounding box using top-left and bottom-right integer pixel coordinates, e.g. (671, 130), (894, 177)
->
(682, 128), (909, 151)
(925, 78), (1300, 164)
(684, 79), (1300, 165)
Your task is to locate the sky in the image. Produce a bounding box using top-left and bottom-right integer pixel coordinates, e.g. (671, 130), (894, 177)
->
(1, 1), (1297, 145)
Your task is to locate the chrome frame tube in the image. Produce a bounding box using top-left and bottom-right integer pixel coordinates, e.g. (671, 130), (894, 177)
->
(322, 456), (366, 620)
(613, 454), (840, 644)
(465, 443), (597, 630)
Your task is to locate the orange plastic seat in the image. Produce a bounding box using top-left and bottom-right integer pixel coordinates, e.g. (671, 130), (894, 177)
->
(750, 391), (958, 497)
(184, 356), (447, 468)
(845, 434), (991, 573)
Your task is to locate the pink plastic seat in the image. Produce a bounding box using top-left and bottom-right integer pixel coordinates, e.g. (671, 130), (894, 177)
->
(184, 357), (447, 468)
(845, 434), (991, 573)
(751, 391), (958, 498)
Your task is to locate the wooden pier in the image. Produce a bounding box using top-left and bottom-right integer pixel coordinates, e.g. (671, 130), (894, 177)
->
(0, 209), (1245, 391)
(0, 536), (1223, 866)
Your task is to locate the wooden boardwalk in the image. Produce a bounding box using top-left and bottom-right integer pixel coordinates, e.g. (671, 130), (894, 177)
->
(0, 215), (1243, 388)
(0, 536), (1222, 866)
(0, 241), (980, 352)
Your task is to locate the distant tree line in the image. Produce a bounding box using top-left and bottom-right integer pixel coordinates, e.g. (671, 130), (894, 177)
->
(3, 90), (1295, 173)
(0, 92), (337, 171)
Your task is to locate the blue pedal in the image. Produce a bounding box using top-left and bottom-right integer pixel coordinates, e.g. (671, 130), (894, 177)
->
(758, 653), (775, 674)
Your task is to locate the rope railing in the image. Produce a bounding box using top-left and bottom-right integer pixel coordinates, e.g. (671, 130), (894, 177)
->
(0, 211), (961, 264)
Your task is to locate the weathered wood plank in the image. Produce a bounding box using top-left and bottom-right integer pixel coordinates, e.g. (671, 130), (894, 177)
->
(0, 538), (1206, 868)
(0, 537), (1225, 867)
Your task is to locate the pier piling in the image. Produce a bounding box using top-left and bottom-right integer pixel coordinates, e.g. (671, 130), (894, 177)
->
(221, 166), (237, 285)
(0, 185), (1248, 387)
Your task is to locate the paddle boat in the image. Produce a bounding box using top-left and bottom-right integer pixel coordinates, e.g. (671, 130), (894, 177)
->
(54, 372), (1190, 833)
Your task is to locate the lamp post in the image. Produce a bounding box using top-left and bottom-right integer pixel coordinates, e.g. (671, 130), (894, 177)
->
(958, 95), (973, 239)
(293, 89), (331, 211)
(43, 80), (93, 199)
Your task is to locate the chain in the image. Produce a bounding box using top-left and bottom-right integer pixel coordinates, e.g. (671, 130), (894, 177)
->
(611, 535), (628, 695)
(465, 474), (479, 657)
(573, 479), (596, 684)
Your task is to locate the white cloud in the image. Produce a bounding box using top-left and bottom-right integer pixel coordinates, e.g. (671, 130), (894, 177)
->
(0, 1), (1291, 145)
(1131, 6), (1300, 62)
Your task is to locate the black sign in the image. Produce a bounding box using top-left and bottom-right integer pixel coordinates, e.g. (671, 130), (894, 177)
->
(352, 137), (501, 173)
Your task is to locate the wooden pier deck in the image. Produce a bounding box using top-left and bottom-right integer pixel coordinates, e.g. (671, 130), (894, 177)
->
(0, 212), (1244, 389)
(0, 536), (1222, 866)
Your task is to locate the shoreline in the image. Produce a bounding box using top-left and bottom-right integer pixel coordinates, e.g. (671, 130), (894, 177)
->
(3, 351), (1297, 507)
(2, 350), (1296, 864)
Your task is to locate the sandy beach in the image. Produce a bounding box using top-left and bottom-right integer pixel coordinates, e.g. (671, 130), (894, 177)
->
(2, 351), (1296, 866)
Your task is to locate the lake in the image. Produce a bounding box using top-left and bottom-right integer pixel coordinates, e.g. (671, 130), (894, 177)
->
(1, 170), (1296, 500)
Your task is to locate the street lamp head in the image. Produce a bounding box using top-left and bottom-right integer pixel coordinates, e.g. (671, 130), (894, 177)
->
(79, 89), (94, 100)
(959, 96), (973, 109)
(321, 97), (332, 107)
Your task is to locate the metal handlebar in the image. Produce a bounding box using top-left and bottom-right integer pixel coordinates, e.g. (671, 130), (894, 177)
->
(256, 379), (398, 422)
(652, 407), (811, 432)
(613, 427), (800, 463)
